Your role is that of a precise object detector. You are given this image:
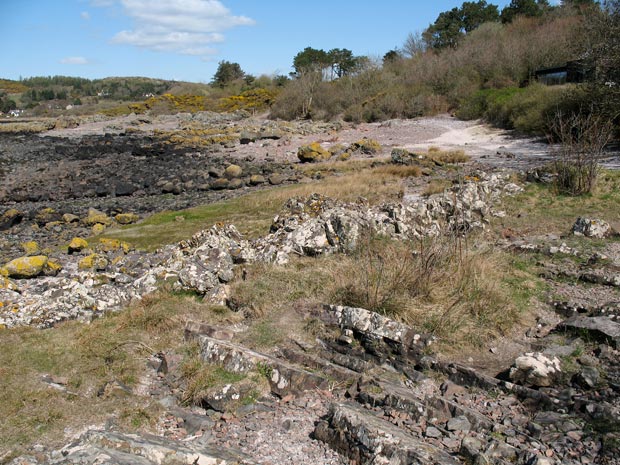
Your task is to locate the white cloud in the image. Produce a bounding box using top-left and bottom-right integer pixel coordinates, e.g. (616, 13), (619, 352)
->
(60, 56), (90, 64)
(95, 0), (254, 57)
(80, 11), (91, 20)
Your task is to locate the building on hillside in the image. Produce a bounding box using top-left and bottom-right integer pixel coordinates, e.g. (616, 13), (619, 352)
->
(535, 60), (593, 85)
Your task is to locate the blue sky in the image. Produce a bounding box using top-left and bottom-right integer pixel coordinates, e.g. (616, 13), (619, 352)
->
(1, 0), (536, 83)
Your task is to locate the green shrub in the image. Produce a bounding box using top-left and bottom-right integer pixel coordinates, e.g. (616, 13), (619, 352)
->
(458, 84), (578, 135)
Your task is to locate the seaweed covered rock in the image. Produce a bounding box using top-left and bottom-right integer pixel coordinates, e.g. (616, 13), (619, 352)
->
(297, 142), (331, 163)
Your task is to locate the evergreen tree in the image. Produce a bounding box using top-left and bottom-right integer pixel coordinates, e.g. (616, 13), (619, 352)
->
(211, 61), (245, 87)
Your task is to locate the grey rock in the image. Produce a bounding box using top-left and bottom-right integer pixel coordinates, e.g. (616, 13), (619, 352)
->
(572, 366), (600, 389)
(447, 415), (472, 432)
(572, 217), (612, 238)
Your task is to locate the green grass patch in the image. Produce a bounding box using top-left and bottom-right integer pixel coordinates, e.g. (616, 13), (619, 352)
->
(496, 170), (620, 236)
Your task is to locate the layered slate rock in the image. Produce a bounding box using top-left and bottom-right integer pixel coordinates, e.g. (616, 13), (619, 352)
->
(195, 335), (329, 397)
(314, 402), (460, 465)
(559, 316), (620, 348)
(35, 429), (253, 465)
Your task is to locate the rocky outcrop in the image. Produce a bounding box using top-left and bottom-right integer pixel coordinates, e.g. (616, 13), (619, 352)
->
(0, 171), (522, 329)
(560, 316), (620, 348)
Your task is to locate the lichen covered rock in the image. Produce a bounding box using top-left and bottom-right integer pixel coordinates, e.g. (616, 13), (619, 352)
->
(509, 352), (562, 387)
(224, 164), (243, 179)
(115, 212), (140, 225)
(572, 217), (613, 239)
(78, 253), (109, 271)
(3, 255), (49, 279)
(0, 208), (23, 231)
(349, 138), (381, 154)
(68, 237), (89, 254)
(21, 241), (40, 256)
(84, 208), (112, 226)
(98, 238), (130, 254)
(297, 142), (331, 163)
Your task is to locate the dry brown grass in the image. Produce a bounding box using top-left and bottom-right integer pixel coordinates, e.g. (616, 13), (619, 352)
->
(229, 233), (539, 353)
(331, 234), (525, 349)
(423, 179), (452, 196)
(427, 149), (470, 164)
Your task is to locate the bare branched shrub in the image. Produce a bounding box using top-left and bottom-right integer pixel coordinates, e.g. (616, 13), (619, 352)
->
(550, 109), (613, 195)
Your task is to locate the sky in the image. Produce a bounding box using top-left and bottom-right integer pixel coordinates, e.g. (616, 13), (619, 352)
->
(0, 0), (555, 83)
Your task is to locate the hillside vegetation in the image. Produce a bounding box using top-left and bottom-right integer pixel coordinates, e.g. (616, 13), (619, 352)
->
(1, 0), (618, 137)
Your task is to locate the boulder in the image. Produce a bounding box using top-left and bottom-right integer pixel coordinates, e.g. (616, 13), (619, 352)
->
(572, 217), (612, 238)
(249, 174), (266, 186)
(228, 178), (244, 190)
(98, 238), (130, 254)
(224, 164), (243, 179)
(161, 182), (182, 195)
(62, 213), (80, 224)
(239, 130), (258, 144)
(115, 212), (139, 225)
(78, 254), (109, 271)
(211, 178), (230, 190)
(84, 208), (112, 226)
(509, 352), (562, 387)
(113, 181), (137, 197)
(68, 237), (89, 254)
(3, 255), (49, 279)
(91, 223), (106, 235)
(0, 208), (23, 231)
(34, 207), (62, 226)
(297, 142), (331, 163)
(268, 174), (285, 185)
(348, 138), (381, 154)
(44, 259), (63, 276)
